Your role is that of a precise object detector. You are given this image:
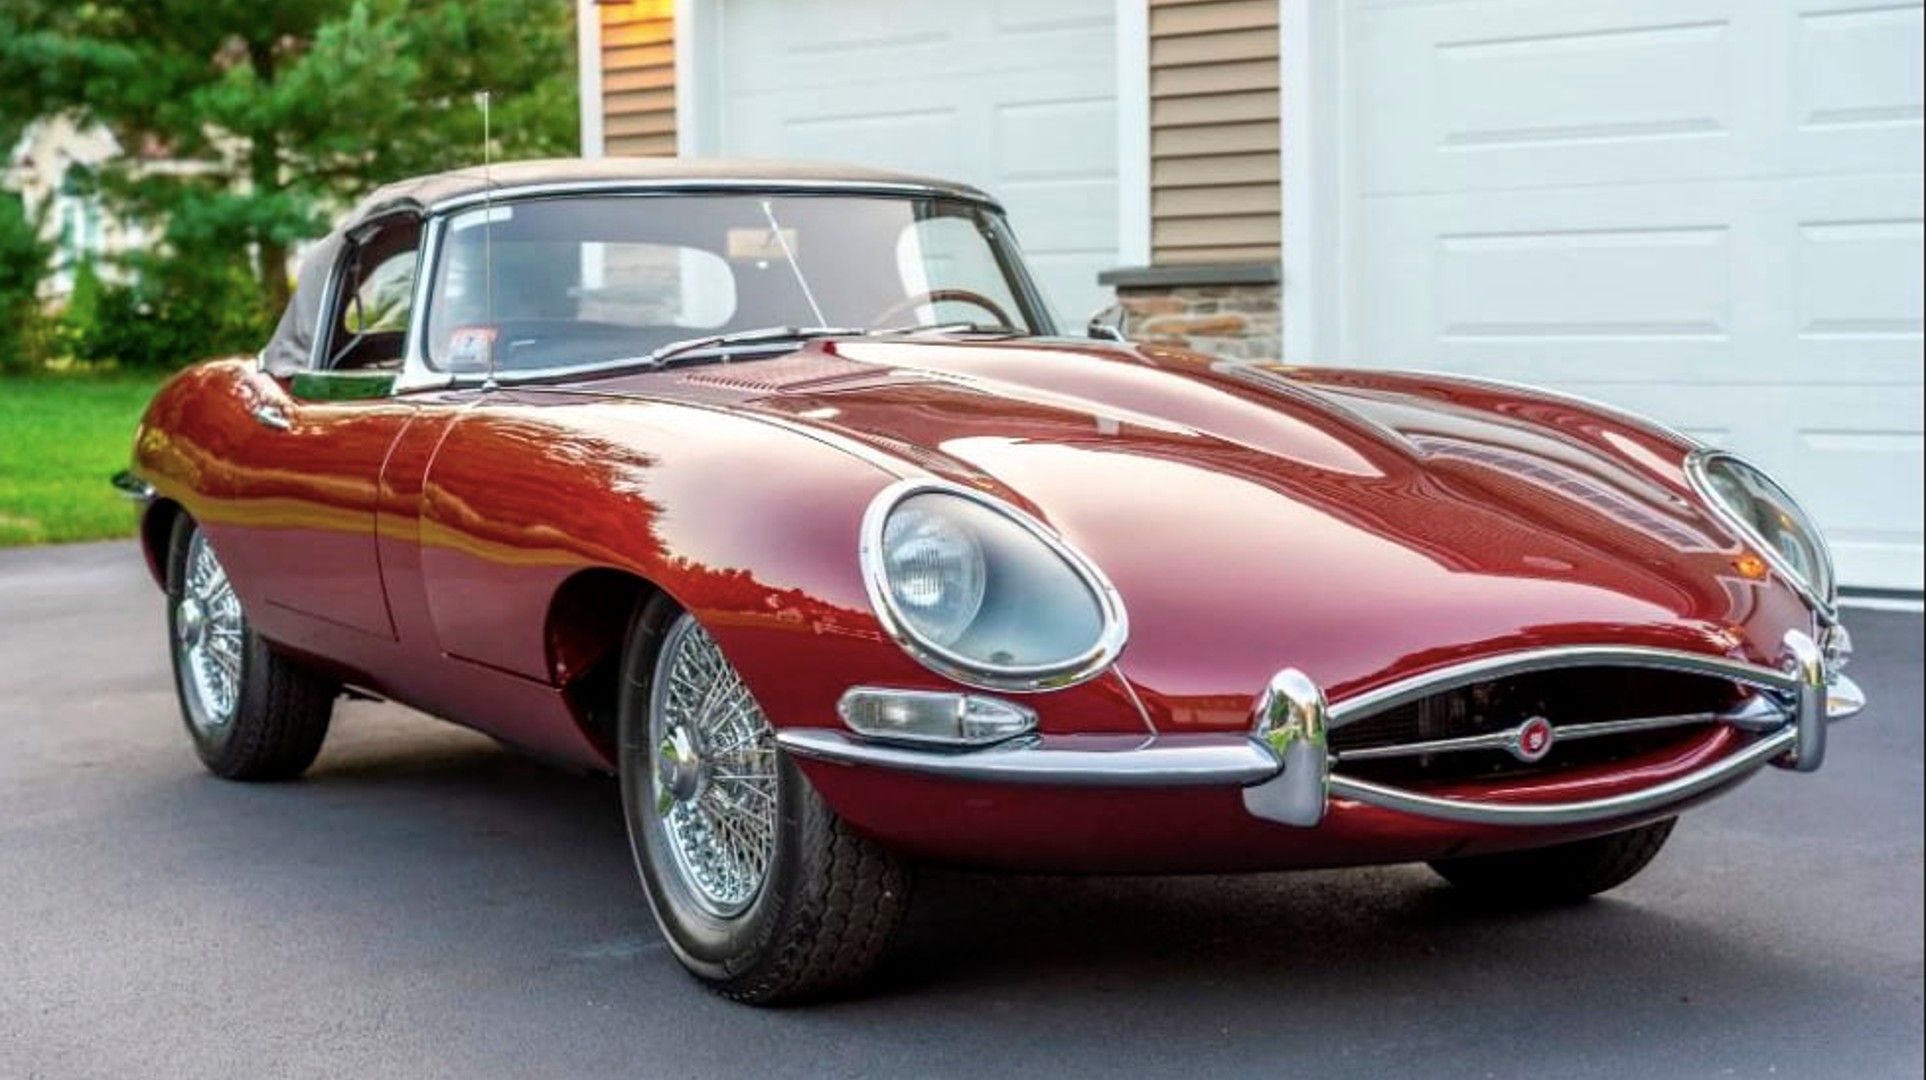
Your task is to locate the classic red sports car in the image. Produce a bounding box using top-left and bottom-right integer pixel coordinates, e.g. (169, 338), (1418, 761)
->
(118, 159), (1864, 1003)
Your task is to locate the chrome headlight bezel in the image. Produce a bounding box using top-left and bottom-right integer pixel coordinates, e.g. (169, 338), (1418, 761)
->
(858, 478), (1129, 692)
(1685, 448), (1838, 618)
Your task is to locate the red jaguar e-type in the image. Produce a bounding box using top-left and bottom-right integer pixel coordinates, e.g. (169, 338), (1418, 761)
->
(117, 159), (1864, 1003)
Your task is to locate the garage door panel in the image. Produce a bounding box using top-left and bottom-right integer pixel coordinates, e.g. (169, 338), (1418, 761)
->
(995, 0), (1111, 34)
(1432, 226), (1731, 343)
(1352, 0), (1777, 196)
(1792, 2), (1925, 172)
(1793, 213), (1925, 373)
(1352, 184), (1749, 385)
(721, 1), (1112, 93)
(995, 97), (1115, 181)
(745, 106), (970, 179)
(718, 1), (964, 92)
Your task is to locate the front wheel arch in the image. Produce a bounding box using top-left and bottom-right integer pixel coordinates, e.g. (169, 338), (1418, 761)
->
(140, 497), (183, 590)
(544, 566), (670, 763)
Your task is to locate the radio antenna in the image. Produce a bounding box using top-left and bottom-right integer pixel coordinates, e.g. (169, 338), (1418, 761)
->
(479, 89), (498, 392)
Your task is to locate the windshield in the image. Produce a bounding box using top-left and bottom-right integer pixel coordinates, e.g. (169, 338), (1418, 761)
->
(424, 193), (1050, 374)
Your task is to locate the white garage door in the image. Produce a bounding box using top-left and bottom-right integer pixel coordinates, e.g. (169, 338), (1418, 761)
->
(1336, 0), (1924, 592)
(696, 0), (1119, 324)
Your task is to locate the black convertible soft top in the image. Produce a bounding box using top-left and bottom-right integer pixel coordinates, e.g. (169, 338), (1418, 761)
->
(261, 157), (998, 374)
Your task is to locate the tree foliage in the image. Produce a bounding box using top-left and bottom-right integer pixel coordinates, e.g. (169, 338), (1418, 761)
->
(0, 0), (578, 323)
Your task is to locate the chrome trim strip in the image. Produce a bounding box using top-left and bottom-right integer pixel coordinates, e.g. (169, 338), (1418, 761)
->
(1333, 709), (1728, 763)
(394, 213), (453, 394)
(426, 178), (1004, 216)
(1326, 644), (1803, 731)
(110, 470), (155, 503)
(856, 477), (1130, 693)
(777, 729), (1276, 787)
(1685, 448), (1839, 622)
(1327, 727), (1798, 827)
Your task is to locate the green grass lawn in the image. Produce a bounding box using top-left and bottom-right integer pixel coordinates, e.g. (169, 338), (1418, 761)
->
(0, 372), (169, 546)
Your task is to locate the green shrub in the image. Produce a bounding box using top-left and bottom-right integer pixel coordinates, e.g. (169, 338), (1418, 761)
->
(60, 253), (274, 369)
(0, 191), (52, 373)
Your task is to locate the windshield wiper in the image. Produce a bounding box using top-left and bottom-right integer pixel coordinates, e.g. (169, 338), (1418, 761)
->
(870, 321), (1023, 337)
(634, 325), (870, 369)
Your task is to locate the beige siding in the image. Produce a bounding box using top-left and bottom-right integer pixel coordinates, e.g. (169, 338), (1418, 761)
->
(1148, 0), (1280, 265)
(600, 4), (675, 156)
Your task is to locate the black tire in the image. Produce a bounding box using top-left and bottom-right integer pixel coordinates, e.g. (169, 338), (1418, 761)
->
(617, 597), (911, 1004)
(166, 515), (335, 781)
(1428, 818), (1677, 905)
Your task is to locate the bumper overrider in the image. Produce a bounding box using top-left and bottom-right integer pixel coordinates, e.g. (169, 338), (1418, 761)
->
(779, 629), (1865, 830)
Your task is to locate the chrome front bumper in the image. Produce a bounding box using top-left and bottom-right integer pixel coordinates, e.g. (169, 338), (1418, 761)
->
(778, 629), (1865, 830)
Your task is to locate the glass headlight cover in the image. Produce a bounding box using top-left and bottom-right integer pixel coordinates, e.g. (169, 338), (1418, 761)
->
(880, 500), (986, 646)
(861, 481), (1128, 691)
(1687, 450), (1836, 612)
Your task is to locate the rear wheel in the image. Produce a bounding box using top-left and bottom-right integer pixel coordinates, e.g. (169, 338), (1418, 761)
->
(1428, 818), (1677, 904)
(617, 599), (911, 1004)
(166, 516), (335, 780)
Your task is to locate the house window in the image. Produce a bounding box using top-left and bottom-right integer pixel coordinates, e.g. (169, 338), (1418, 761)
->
(54, 193), (103, 271)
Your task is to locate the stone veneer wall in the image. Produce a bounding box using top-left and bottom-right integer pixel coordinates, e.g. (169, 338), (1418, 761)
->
(1099, 264), (1282, 362)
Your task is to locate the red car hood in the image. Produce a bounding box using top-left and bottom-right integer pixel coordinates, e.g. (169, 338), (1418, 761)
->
(606, 337), (1808, 732)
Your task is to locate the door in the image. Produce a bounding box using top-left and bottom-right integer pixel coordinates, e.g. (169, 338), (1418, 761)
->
(698, 0), (1120, 324)
(1329, 0), (1924, 591)
(234, 215), (426, 638)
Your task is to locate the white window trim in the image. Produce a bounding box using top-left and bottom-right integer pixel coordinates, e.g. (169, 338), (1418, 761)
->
(674, 0), (719, 156)
(576, 0), (604, 156)
(1115, 0), (1150, 267)
(1279, 0), (1344, 363)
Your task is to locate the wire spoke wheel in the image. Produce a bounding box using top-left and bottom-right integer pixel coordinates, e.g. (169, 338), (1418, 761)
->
(647, 617), (779, 918)
(164, 517), (334, 782)
(175, 530), (245, 734)
(620, 601), (912, 1002)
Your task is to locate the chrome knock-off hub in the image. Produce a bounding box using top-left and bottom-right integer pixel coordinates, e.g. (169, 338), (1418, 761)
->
(657, 725), (705, 806)
(175, 598), (207, 649)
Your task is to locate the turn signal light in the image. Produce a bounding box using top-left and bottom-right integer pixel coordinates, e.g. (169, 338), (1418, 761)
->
(837, 688), (1037, 747)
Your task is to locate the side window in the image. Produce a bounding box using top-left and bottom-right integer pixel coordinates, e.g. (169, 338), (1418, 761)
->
(321, 217), (422, 371)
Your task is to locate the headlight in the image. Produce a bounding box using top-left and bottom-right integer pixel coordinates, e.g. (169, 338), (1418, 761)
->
(1687, 450), (1836, 612)
(861, 479), (1128, 691)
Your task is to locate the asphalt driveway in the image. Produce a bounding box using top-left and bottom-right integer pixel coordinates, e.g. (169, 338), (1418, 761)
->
(3, 541), (1920, 1079)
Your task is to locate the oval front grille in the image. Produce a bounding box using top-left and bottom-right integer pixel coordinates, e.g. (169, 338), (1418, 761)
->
(1329, 667), (1748, 784)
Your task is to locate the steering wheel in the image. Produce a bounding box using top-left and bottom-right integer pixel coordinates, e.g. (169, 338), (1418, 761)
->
(871, 288), (1014, 330)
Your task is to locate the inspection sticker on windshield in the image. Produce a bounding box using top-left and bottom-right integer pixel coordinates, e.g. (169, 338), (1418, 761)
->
(727, 227), (798, 261)
(446, 326), (497, 371)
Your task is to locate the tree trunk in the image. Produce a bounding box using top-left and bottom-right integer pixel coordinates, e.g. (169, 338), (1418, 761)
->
(246, 40), (288, 321)
(259, 235), (291, 318)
